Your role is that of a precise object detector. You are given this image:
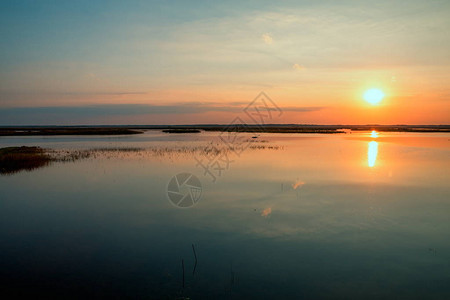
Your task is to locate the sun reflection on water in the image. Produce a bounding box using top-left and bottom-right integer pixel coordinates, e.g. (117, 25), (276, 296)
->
(370, 130), (379, 138)
(368, 141), (378, 167)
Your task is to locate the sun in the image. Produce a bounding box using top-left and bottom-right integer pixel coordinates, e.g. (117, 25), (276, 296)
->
(363, 88), (385, 105)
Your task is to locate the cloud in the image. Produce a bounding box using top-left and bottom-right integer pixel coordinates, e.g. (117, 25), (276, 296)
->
(0, 103), (324, 125)
(261, 33), (273, 44)
(261, 207), (272, 217)
(282, 106), (322, 112)
(0, 103), (235, 117)
(0, 103), (323, 115)
(293, 64), (306, 71)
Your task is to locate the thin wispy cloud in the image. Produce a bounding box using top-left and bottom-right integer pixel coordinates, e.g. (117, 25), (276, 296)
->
(0, 103), (323, 115)
(0, 103), (323, 125)
(292, 64), (306, 71)
(261, 207), (272, 217)
(261, 33), (273, 44)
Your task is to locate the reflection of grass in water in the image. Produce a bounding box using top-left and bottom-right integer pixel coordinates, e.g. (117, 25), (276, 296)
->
(0, 146), (51, 175)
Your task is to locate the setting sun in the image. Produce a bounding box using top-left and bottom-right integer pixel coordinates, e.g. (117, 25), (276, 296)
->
(364, 88), (385, 105)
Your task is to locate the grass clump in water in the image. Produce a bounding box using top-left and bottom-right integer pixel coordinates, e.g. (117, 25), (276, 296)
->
(0, 146), (51, 175)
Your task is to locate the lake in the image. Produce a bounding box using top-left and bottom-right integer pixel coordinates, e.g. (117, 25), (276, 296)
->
(1, 130), (449, 299)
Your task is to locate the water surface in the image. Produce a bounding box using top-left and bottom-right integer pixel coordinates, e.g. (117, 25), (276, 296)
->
(1, 131), (449, 299)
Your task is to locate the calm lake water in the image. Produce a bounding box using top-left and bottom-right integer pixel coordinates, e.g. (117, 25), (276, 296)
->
(1, 130), (449, 299)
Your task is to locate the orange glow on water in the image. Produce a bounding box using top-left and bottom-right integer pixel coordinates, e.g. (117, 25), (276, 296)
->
(368, 141), (378, 167)
(370, 130), (379, 138)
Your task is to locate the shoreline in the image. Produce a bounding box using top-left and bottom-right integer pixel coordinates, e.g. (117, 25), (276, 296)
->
(0, 125), (449, 136)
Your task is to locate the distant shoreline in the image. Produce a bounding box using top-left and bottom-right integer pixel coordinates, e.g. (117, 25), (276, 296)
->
(0, 125), (449, 136)
(0, 128), (143, 136)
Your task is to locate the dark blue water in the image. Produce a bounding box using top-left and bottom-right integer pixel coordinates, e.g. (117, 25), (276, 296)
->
(1, 132), (449, 299)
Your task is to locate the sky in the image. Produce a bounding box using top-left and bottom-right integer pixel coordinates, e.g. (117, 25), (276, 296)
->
(1, 0), (449, 125)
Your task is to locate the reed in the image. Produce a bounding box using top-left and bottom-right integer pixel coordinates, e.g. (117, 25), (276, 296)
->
(192, 244), (198, 275)
(0, 146), (51, 175)
(181, 259), (185, 289)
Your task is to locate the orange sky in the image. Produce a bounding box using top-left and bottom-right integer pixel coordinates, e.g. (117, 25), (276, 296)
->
(1, 1), (449, 125)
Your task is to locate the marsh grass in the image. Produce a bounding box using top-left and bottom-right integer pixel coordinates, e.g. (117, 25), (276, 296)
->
(1, 142), (282, 175)
(47, 143), (282, 164)
(0, 146), (51, 175)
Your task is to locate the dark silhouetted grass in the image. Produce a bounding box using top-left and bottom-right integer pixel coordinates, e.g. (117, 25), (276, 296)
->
(0, 146), (51, 175)
(1, 141), (283, 175)
(1, 125), (450, 136)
